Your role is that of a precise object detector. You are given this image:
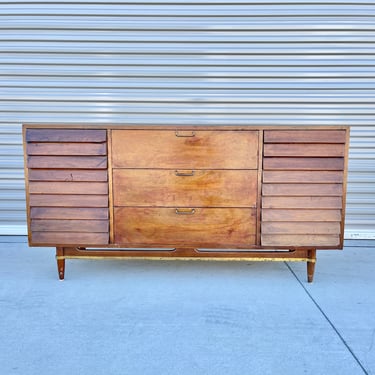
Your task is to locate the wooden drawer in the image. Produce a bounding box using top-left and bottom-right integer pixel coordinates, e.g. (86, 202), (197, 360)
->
(113, 169), (257, 207)
(112, 130), (258, 169)
(114, 207), (256, 247)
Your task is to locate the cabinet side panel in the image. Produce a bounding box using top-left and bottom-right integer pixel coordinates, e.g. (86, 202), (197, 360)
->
(22, 125), (32, 245)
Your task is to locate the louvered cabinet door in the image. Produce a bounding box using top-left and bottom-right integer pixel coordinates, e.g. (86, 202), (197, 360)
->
(261, 129), (348, 248)
(24, 128), (109, 246)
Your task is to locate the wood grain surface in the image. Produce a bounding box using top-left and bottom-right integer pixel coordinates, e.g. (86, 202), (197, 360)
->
(27, 155), (107, 169)
(29, 194), (109, 207)
(263, 171), (343, 183)
(27, 142), (107, 156)
(113, 169), (257, 207)
(25, 127), (110, 246)
(262, 183), (343, 196)
(263, 157), (344, 171)
(29, 181), (108, 194)
(261, 221), (340, 235)
(262, 209), (342, 222)
(26, 129), (106, 143)
(261, 234), (340, 247)
(28, 169), (108, 182)
(261, 128), (346, 248)
(114, 207), (256, 247)
(264, 130), (346, 143)
(264, 143), (345, 157)
(31, 219), (109, 233)
(30, 207), (109, 220)
(112, 130), (258, 169)
(262, 196), (342, 209)
(31, 232), (109, 245)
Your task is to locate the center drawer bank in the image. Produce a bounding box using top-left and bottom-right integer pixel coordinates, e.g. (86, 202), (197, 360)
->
(23, 125), (350, 282)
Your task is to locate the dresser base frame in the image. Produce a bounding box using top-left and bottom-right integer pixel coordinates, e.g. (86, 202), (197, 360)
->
(56, 247), (317, 282)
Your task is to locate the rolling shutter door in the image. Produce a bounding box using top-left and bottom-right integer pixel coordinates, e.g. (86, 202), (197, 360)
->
(0, 1), (374, 238)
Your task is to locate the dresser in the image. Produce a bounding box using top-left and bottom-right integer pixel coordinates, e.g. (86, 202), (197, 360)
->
(23, 125), (349, 282)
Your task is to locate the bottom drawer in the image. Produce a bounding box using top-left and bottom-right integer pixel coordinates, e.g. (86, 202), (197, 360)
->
(114, 207), (256, 248)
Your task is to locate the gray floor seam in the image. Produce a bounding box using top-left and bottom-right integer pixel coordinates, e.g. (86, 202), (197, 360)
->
(284, 262), (369, 375)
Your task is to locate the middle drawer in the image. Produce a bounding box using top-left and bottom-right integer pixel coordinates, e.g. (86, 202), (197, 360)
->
(113, 169), (257, 208)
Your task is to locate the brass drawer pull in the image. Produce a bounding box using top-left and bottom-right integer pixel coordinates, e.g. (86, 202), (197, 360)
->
(175, 208), (196, 215)
(175, 130), (195, 137)
(175, 170), (195, 176)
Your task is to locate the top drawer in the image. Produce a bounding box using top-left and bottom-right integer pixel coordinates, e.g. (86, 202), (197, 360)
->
(112, 130), (258, 169)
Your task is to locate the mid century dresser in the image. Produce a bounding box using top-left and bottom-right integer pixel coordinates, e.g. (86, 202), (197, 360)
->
(23, 125), (350, 282)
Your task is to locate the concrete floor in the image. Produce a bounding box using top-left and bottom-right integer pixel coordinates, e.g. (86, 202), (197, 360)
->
(0, 238), (374, 375)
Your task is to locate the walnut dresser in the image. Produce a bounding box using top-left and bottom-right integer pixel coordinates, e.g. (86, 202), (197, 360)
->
(23, 125), (350, 282)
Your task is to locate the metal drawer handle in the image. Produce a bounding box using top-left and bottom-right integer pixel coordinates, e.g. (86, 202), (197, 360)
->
(175, 130), (195, 137)
(175, 170), (195, 176)
(175, 208), (196, 215)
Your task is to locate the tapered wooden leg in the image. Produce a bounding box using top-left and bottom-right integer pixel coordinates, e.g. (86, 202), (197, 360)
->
(307, 249), (317, 283)
(56, 247), (65, 280)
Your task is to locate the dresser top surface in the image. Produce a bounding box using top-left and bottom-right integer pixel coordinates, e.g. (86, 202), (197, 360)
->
(23, 124), (350, 131)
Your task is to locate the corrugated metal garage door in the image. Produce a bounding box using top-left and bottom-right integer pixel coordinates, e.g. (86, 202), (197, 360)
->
(0, 1), (374, 238)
